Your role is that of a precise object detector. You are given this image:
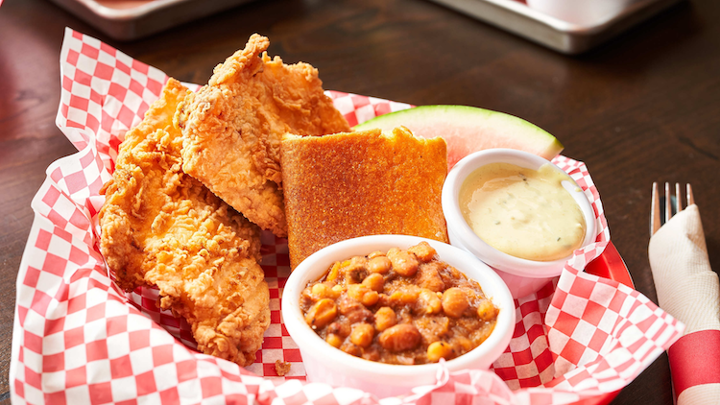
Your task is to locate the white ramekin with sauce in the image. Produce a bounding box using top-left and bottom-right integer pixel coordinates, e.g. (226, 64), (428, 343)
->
(442, 149), (597, 299)
(281, 235), (515, 398)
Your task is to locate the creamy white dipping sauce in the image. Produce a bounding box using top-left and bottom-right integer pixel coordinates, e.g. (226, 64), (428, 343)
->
(459, 162), (586, 262)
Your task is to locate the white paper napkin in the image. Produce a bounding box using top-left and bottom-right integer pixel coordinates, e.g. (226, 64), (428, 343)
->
(649, 204), (720, 404)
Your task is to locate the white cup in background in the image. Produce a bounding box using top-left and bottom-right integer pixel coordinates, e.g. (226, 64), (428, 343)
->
(526, 0), (639, 26)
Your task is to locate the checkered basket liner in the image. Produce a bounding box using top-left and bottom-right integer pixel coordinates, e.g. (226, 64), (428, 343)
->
(9, 28), (684, 405)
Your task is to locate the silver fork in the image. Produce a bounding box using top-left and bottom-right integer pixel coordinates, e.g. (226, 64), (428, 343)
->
(651, 182), (695, 236)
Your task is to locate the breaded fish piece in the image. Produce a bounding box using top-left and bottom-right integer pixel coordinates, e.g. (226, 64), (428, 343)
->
(99, 78), (270, 366)
(281, 127), (449, 269)
(177, 34), (350, 238)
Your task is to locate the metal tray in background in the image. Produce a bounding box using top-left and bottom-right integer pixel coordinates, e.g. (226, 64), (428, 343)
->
(427, 0), (686, 54)
(49, 0), (260, 41)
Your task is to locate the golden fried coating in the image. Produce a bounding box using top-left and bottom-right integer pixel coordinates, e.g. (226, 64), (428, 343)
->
(177, 34), (350, 238)
(99, 78), (270, 366)
(281, 127), (449, 269)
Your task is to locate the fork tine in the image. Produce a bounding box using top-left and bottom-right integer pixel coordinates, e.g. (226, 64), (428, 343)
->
(651, 182), (696, 236)
(665, 182), (673, 223)
(651, 182), (661, 235)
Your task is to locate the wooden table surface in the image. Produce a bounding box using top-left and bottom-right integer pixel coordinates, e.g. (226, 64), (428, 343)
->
(1, 0), (718, 403)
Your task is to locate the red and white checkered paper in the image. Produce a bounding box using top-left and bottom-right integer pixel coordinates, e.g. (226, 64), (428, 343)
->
(10, 28), (684, 405)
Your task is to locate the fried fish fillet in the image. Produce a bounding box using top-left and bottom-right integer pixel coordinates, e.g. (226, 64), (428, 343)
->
(177, 34), (350, 238)
(99, 78), (270, 366)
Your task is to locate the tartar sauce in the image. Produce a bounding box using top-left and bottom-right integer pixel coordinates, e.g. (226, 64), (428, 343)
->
(459, 162), (586, 262)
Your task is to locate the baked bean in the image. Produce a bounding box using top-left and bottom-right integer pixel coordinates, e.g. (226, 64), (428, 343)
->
(477, 299), (499, 322)
(426, 341), (453, 362)
(361, 291), (379, 306)
(347, 284), (380, 307)
(418, 289), (442, 314)
(326, 333), (343, 348)
(387, 248), (419, 277)
(305, 299), (337, 329)
(375, 307), (397, 331)
(311, 283), (340, 300)
(350, 323), (375, 347)
(389, 288), (419, 306)
(379, 324), (421, 352)
(367, 251), (386, 259)
(368, 256), (392, 274)
(408, 241), (436, 263)
(442, 288), (469, 318)
(347, 284), (370, 301)
(362, 273), (385, 292)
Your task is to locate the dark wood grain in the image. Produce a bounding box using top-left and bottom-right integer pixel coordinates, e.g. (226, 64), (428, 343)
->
(1, 0), (718, 403)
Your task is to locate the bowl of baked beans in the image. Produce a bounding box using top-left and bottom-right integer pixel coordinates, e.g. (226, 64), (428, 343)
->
(281, 235), (515, 398)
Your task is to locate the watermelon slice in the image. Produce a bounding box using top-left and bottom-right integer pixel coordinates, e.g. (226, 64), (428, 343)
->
(354, 105), (564, 170)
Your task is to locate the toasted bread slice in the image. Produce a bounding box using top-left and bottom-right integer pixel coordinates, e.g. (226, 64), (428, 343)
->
(281, 127), (448, 269)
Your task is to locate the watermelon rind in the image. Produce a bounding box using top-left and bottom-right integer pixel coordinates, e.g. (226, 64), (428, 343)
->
(354, 105), (564, 166)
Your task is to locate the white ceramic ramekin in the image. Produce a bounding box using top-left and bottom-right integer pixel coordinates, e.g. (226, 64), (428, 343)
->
(281, 235), (515, 399)
(441, 149), (597, 299)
